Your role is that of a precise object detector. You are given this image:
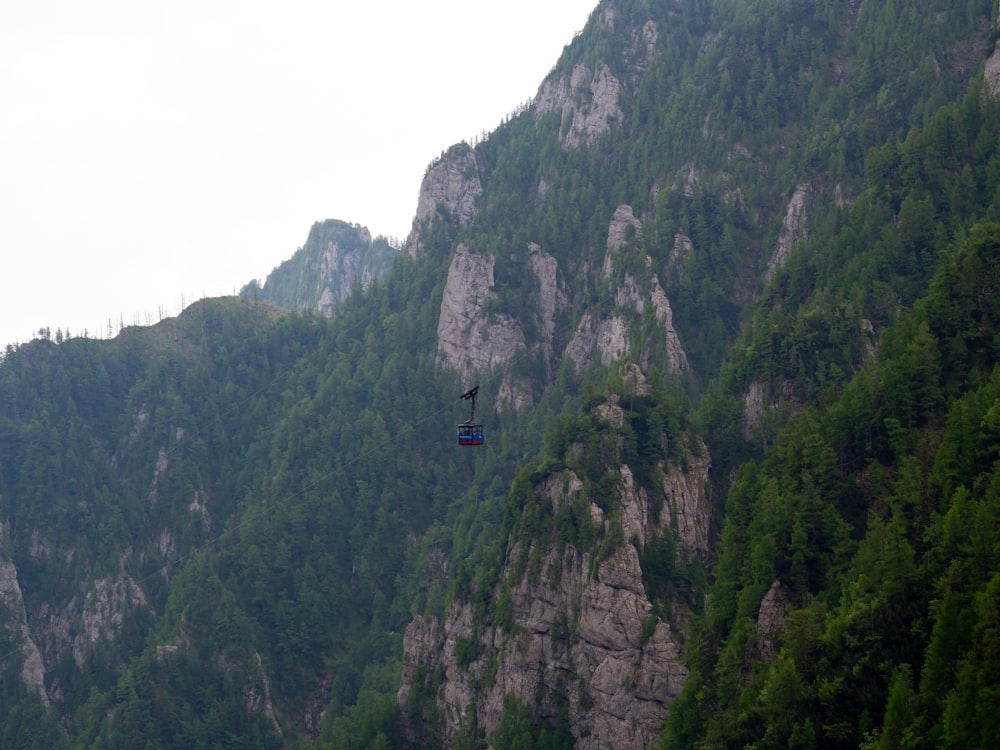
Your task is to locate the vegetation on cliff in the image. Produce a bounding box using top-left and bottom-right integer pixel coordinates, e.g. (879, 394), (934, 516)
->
(1, 1), (1000, 747)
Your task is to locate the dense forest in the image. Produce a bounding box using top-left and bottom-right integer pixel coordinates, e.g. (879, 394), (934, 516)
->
(2, 0), (1000, 747)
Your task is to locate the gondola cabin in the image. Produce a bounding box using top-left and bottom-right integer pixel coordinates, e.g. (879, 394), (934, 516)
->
(458, 386), (484, 446)
(458, 422), (484, 446)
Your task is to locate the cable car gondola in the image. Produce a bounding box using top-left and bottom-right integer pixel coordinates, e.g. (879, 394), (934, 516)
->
(458, 386), (484, 446)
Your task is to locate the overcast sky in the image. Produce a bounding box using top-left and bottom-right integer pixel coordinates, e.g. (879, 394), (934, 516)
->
(1, 0), (596, 348)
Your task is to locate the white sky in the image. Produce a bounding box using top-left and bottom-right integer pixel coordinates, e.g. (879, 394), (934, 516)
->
(1, 0), (596, 348)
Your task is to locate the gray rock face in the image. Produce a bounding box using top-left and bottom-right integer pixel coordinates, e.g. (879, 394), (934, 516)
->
(535, 62), (624, 149)
(767, 183), (810, 281)
(433, 204), (689, 397)
(649, 275), (690, 373)
(987, 38), (1000, 96)
(660, 448), (712, 559)
(398, 405), (711, 748)
(752, 581), (787, 662)
(1, 543), (146, 705)
(33, 569), (148, 699)
(408, 145), (483, 258)
(567, 205), (688, 374)
(399, 534), (688, 749)
(742, 378), (804, 439)
(0, 525), (48, 705)
(742, 379), (772, 436)
(528, 242), (567, 352)
(605, 204), (643, 262)
(314, 229), (380, 314)
(0, 435), (207, 707)
(251, 220), (398, 313)
(436, 244), (528, 405)
(436, 242), (568, 410)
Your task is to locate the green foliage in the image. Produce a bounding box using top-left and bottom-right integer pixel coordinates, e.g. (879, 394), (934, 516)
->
(454, 635), (480, 669)
(244, 219), (401, 312)
(666, 226), (1000, 748)
(3, 2), (1000, 748)
(491, 693), (573, 750)
(0, 659), (63, 750)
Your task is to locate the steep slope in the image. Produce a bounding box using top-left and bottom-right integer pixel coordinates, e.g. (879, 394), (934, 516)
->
(435, 204), (688, 410)
(414, 0), (997, 396)
(1, 1), (1000, 748)
(396, 0), (1000, 747)
(400, 375), (708, 748)
(663, 217), (1000, 748)
(0, 302), (320, 713)
(0, 291), (465, 745)
(244, 219), (401, 314)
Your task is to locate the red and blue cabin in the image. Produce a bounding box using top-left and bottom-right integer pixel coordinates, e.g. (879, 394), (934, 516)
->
(458, 422), (484, 446)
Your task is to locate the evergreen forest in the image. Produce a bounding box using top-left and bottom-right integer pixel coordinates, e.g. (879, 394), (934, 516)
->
(2, 1), (1000, 747)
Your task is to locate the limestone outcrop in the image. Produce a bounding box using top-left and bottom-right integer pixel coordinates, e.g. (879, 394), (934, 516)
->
(766, 183), (810, 281)
(251, 219), (398, 314)
(1, 536), (147, 705)
(436, 241), (568, 410)
(752, 581), (788, 662)
(313, 227), (381, 315)
(435, 205), (688, 407)
(398, 399), (711, 748)
(407, 144), (483, 258)
(0, 523), (48, 705)
(399, 513), (688, 749)
(435, 244), (528, 407)
(567, 205), (689, 374)
(986, 38), (1000, 96)
(535, 62), (625, 149)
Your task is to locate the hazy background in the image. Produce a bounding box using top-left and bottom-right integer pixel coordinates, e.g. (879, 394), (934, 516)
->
(1, 0), (595, 347)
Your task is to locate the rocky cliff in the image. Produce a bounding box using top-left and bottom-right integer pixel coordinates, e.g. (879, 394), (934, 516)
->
(567, 205), (688, 375)
(419, 4), (696, 405)
(533, 1), (661, 152)
(766, 183), (811, 282)
(1, 533), (151, 705)
(0, 394), (215, 706)
(436, 241), (567, 410)
(407, 144), (483, 259)
(0, 523), (48, 705)
(988, 37), (1000, 95)
(434, 203), (688, 411)
(535, 61), (625, 150)
(398, 388), (711, 748)
(247, 219), (400, 313)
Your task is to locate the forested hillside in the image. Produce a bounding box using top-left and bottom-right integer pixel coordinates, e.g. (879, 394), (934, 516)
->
(2, 1), (1000, 748)
(242, 219), (401, 314)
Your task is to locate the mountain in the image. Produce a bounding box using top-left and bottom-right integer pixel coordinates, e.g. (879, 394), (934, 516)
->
(398, 369), (708, 749)
(243, 219), (401, 315)
(2, 1), (1000, 748)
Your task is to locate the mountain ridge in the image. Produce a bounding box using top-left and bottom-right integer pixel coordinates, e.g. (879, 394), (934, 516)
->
(2, 1), (1000, 748)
